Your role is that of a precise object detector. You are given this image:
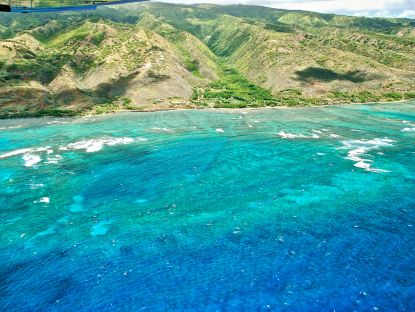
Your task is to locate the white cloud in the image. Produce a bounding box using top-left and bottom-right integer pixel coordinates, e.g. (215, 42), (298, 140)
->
(158, 0), (415, 18)
(398, 10), (415, 18)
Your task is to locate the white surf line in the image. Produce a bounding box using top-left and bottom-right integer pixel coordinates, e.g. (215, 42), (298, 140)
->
(339, 138), (395, 173)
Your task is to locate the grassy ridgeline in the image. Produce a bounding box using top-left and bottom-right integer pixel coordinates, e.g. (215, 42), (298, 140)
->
(0, 3), (415, 117)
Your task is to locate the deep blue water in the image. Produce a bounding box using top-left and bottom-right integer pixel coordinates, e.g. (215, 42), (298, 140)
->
(1, 102), (415, 311)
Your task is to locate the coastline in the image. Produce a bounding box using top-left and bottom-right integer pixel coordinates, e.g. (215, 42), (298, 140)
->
(0, 99), (413, 120)
(57, 98), (415, 117)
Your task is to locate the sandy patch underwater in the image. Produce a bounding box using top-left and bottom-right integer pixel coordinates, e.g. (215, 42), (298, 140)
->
(1, 102), (415, 311)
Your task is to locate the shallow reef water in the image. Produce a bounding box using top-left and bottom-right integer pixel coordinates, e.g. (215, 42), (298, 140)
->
(1, 102), (415, 311)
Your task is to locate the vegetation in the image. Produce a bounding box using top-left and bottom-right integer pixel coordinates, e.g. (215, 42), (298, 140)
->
(86, 97), (137, 115)
(192, 67), (276, 108)
(0, 3), (414, 117)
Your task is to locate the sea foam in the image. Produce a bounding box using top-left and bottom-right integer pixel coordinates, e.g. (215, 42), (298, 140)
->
(0, 137), (142, 169)
(278, 129), (341, 140)
(339, 138), (395, 173)
(36, 197), (50, 204)
(23, 154), (42, 167)
(278, 131), (319, 139)
(59, 137), (135, 153)
(0, 147), (51, 159)
(45, 155), (63, 165)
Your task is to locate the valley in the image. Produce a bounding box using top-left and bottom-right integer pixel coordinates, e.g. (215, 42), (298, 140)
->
(0, 3), (414, 117)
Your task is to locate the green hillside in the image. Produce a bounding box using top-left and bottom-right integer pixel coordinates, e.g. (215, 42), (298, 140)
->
(0, 3), (414, 117)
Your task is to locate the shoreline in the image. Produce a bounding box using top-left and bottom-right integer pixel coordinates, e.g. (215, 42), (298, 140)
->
(82, 98), (413, 114)
(81, 98), (413, 116)
(0, 99), (413, 121)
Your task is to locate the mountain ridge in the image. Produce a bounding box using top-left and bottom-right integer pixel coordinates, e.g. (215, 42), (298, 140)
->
(0, 3), (414, 117)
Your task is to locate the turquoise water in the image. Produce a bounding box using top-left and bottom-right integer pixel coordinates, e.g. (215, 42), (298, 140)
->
(1, 102), (415, 311)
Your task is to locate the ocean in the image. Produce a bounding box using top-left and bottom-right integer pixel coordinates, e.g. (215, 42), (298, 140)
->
(1, 102), (415, 311)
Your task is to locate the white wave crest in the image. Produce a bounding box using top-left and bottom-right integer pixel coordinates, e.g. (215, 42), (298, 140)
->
(0, 137), (143, 168)
(278, 131), (319, 139)
(23, 154), (42, 167)
(0, 147), (51, 159)
(402, 127), (415, 132)
(59, 137), (135, 153)
(45, 155), (63, 164)
(39, 197), (50, 204)
(278, 129), (342, 140)
(339, 138), (395, 173)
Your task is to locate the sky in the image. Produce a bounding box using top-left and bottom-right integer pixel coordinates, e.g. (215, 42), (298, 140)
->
(160, 0), (415, 18)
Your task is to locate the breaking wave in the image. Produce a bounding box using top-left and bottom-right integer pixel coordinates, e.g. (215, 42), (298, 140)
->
(59, 137), (136, 153)
(278, 131), (320, 139)
(23, 154), (42, 167)
(0, 137), (145, 167)
(278, 129), (341, 140)
(339, 138), (395, 173)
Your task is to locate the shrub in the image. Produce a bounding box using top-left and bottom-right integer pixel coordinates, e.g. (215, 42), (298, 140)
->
(404, 92), (415, 99)
(191, 66), (277, 107)
(383, 92), (403, 101)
